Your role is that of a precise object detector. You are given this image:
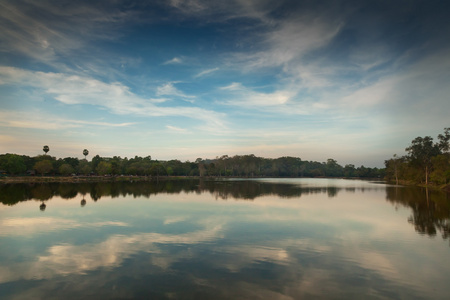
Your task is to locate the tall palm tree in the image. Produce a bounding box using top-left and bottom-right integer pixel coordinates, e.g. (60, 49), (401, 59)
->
(43, 145), (49, 155)
(83, 149), (89, 160)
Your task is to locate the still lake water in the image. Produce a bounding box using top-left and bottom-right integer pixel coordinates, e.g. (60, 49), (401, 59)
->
(1, 178), (449, 299)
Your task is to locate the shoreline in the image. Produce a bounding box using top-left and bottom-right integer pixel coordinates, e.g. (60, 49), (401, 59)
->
(0, 175), (385, 184)
(385, 179), (450, 192)
(0, 175), (157, 184)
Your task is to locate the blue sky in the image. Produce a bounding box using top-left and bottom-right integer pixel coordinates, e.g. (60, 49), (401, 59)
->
(1, 0), (449, 167)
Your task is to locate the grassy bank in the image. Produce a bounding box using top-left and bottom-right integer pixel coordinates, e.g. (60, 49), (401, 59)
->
(386, 179), (450, 192)
(0, 175), (157, 184)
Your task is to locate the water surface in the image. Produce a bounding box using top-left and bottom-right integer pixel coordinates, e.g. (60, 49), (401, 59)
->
(1, 178), (449, 299)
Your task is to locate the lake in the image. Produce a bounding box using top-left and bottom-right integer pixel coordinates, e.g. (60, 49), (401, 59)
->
(1, 178), (449, 299)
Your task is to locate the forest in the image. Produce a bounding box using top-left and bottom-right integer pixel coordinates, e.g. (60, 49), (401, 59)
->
(0, 151), (382, 179)
(0, 128), (448, 185)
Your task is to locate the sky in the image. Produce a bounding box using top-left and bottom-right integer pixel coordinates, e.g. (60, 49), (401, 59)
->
(0, 0), (449, 167)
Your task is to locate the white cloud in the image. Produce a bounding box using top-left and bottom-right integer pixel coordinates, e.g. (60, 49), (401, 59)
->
(0, 66), (226, 129)
(164, 216), (188, 225)
(228, 10), (343, 82)
(334, 46), (450, 120)
(0, 110), (135, 130)
(0, 223), (223, 283)
(0, 217), (129, 237)
(0, 1), (137, 69)
(262, 17), (342, 69)
(166, 125), (189, 133)
(163, 57), (183, 65)
(156, 82), (196, 101)
(194, 67), (219, 78)
(220, 82), (293, 107)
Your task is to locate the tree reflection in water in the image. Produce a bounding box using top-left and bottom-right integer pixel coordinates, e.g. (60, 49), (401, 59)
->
(1, 179), (449, 242)
(385, 186), (450, 241)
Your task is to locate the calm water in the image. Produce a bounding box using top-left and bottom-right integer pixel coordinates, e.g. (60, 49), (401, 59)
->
(1, 178), (449, 299)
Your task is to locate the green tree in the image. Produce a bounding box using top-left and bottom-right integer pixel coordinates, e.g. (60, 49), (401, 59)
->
(150, 163), (167, 178)
(198, 162), (206, 177)
(62, 157), (79, 169)
(430, 154), (450, 185)
(59, 163), (74, 176)
(77, 160), (92, 175)
(43, 145), (49, 155)
(91, 155), (102, 171)
(34, 160), (53, 175)
(126, 162), (140, 175)
(438, 128), (450, 153)
(83, 149), (89, 160)
(1, 154), (27, 175)
(325, 158), (343, 177)
(384, 154), (404, 185)
(405, 136), (441, 184)
(109, 156), (125, 175)
(96, 161), (112, 175)
(343, 164), (356, 178)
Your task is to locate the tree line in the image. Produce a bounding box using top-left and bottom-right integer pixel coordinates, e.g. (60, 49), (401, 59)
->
(1, 128), (449, 185)
(0, 147), (383, 179)
(385, 128), (450, 186)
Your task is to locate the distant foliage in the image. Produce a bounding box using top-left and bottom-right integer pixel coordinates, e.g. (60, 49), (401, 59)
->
(0, 154), (27, 175)
(1, 153), (384, 178)
(59, 164), (74, 176)
(34, 160), (53, 176)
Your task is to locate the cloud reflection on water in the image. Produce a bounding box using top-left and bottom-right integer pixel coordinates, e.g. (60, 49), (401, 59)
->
(0, 222), (223, 283)
(0, 179), (449, 299)
(0, 217), (129, 236)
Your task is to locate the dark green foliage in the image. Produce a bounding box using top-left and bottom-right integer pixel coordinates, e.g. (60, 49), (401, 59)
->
(385, 128), (450, 185)
(1, 152), (382, 179)
(0, 154), (27, 174)
(96, 161), (112, 176)
(438, 128), (450, 153)
(59, 163), (74, 176)
(150, 163), (167, 177)
(34, 160), (53, 175)
(62, 157), (79, 169)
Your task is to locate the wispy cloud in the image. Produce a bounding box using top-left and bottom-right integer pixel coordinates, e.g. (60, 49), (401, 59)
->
(168, 0), (207, 14)
(220, 82), (294, 107)
(166, 125), (189, 133)
(194, 67), (219, 78)
(0, 223), (223, 283)
(0, 0), (137, 69)
(0, 217), (129, 237)
(0, 67), (226, 129)
(241, 16), (342, 71)
(163, 57), (183, 65)
(156, 82), (196, 102)
(0, 110), (135, 130)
